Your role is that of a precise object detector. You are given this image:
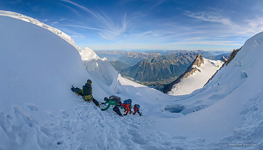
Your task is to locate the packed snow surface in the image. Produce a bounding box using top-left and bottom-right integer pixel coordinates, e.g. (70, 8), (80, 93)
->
(1, 11), (263, 149)
(168, 59), (223, 96)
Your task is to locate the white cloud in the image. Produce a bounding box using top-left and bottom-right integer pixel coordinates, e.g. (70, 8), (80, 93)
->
(59, 3), (82, 17)
(149, 0), (165, 10)
(86, 40), (237, 51)
(137, 31), (161, 37)
(241, 18), (263, 34)
(185, 10), (263, 37)
(61, 0), (98, 17)
(51, 22), (58, 25)
(172, 40), (241, 46)
(138, 31), (153, 37)
(186, 11), (237, 27)
(61, 0), (128, 40)
(66, 25), (104, 32)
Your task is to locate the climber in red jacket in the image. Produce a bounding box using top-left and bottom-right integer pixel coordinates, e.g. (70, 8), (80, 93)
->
(133, 104), (142, 116)
(121, 102), (130, 116)
(121, 99), (133, 116)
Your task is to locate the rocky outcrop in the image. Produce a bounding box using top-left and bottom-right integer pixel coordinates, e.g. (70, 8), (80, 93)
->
(163, 54), (204, 93)
(225, 48), (241, 66)
(183, 54), (204, 79)
(193, 54), (204, 67)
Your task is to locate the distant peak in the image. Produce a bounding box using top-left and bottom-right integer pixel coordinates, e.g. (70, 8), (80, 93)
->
(193, 54), (204, 67)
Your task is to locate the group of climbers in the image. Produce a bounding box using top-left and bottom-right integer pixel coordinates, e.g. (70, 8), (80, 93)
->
(71, 79), (142, 117)
(121, 99), (141, 116)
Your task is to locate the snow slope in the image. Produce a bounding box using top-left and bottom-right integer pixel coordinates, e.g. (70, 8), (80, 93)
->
(1, 11), (263, 150)
(157, 31), (263, 147)
(0, 13), (173, 150)
(168, 59), (223, 95)
(0, 10), (81, 51)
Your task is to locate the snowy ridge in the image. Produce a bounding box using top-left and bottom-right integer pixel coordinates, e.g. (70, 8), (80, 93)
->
(0, 10), (80, 51)
(1, 11), (263, 149)
(168, 58), (223, 95)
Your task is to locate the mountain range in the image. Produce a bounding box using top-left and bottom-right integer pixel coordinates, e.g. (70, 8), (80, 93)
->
(2, 11), (263, 150)
(119, 51), (161, 65)
(96, 50), (230, 88)
(120, 51), (198, 85)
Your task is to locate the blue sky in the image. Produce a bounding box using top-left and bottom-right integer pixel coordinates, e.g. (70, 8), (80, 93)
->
(1, 0), (263, 51)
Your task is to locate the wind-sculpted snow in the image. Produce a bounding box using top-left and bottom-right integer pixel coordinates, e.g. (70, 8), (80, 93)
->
(80, 47), (125, 94)
(1, 11), (263, 149)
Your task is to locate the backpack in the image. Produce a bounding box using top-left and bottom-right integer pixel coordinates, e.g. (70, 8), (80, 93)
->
(82, 83), (92, 96)
(71, 87), (83, 96)
(124, 99), (132, 105)
(109, 95), (121, 107)
(135, 104), (140, 109)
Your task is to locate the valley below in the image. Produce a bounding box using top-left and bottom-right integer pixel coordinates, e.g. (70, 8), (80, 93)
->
(95, 50), (230, 92)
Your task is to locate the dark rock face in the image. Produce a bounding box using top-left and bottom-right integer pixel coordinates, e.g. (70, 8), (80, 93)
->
(182, 54), (204, 79)
(225, 48), (241, 66)
(193, 54), (204, 67)
(163, 54), (204, 93)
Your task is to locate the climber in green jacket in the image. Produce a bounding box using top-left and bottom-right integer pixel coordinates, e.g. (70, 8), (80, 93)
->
(101, 96), (123, 117)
